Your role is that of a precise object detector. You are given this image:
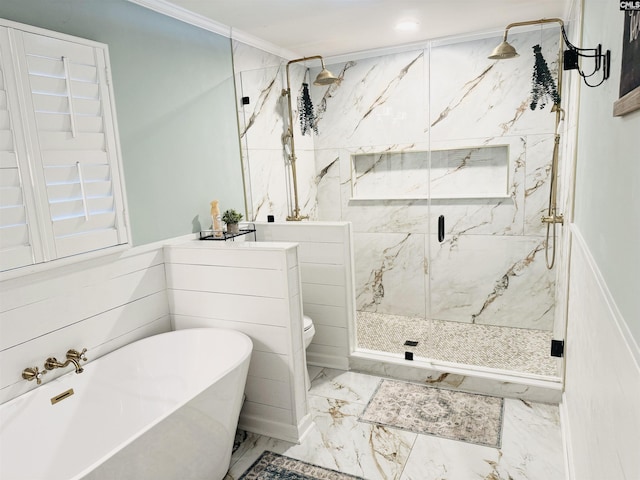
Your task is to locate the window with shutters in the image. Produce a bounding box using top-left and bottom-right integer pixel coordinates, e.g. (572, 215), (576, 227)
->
(0, 20), (129, 272)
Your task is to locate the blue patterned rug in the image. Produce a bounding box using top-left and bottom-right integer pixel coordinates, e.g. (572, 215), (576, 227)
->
(359, 379), (504, 448)
(238, 451), (366, 480)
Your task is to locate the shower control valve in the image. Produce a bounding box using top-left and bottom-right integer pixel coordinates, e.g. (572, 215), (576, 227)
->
(541, 214), (564, 225)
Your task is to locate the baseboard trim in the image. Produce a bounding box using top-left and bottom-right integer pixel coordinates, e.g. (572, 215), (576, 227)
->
(238, 412), (314, 444)
(307, 351), (349, 371)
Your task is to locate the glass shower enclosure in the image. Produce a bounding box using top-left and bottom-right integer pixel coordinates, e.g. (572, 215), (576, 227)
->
(340, 29), (562, 379)
(233, 26), (565, 380)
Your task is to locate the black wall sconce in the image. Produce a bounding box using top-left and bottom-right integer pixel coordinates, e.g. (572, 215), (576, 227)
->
(561, 24), (610, 87)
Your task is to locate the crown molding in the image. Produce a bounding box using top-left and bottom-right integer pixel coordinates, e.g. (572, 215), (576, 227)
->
(128, 0), (230, 36)
(230, 28), (299, 60)
(127, 0), (299, 59)
(324, 22), (565, 66)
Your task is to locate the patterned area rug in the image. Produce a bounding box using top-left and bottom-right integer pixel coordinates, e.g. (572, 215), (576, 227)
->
(359, 379), (504, 448)
(238, 451), (366, 480)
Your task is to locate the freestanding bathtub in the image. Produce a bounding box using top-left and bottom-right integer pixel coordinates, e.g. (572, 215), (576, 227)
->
(0, 328), (252, 480)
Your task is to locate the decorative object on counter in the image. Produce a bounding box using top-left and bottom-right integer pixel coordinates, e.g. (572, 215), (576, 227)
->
(199, 223), (256, 242)
(530, 44), (560, 110)
(210, 200), (223, 238)
(222, 209), (244, 234)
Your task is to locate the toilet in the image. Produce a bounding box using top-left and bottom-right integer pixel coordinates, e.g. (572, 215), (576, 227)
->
(302, 315), (316, 390)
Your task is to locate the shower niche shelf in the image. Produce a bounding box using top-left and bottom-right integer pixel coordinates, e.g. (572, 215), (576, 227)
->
(199, 223), (256, 242)
(349, 145), (510, 201)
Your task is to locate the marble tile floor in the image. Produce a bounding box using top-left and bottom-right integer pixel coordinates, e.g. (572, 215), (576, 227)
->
(225, 367), (565, 480)
(356, 312), (558, 377)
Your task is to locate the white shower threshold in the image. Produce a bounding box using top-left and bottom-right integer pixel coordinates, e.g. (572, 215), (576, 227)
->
(348, 350), (563, 404)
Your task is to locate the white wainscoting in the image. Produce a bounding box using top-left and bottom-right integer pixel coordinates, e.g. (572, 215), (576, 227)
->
(0, 243), (172, 404)
(561, 227), (640, 480)
(164, 239), (312, 444)
(255, 222), (355, 370)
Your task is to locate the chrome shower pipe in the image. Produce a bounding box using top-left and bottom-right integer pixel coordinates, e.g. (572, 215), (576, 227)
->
(281, 55), (336, 221)
(492, 18), (566, 269)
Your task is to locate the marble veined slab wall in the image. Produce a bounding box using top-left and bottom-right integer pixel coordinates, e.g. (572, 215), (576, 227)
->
(312, 29), (559, 331)
(233, 41), (320, 222)
(234, 28), (560, 332)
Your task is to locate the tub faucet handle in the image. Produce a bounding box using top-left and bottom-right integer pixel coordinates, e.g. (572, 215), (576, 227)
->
(22, 366), (47, 385)
(67, 348), (88, 362)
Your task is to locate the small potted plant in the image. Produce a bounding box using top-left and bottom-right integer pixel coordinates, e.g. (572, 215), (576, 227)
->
(222, 208), (243, 234)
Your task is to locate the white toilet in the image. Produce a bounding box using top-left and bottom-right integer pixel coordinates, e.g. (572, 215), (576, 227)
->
(302, 315), (316, 390)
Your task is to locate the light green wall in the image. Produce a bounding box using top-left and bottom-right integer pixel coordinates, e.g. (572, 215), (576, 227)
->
(574, 0), (640, 340)
(0, 0), (245, 245)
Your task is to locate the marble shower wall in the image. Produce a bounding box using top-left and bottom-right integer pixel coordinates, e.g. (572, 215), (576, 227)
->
(233, 41), (315, 221)
(233, 42), (320, 222)
(234, 29), (560, 332)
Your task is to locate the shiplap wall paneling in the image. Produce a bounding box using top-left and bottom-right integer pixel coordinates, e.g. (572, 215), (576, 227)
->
(165, 240), (311, 443)
(255, 222), (355, 369)
(0, 246), (171, 404)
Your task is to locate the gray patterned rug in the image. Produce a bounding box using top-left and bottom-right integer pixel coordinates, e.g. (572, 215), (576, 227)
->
(238, 451), (366, 480)
(359, 379), (504, 448)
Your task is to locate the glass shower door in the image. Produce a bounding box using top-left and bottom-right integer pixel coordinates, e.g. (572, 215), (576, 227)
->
(425, 30), (560, 377)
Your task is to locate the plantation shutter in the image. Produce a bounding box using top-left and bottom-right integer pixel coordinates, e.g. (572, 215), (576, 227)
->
(0, 29), (41, 271)
(3, 26), (128, 264)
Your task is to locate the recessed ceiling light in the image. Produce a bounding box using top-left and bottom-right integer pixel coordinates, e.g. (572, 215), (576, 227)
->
(395, 20), (419, 31)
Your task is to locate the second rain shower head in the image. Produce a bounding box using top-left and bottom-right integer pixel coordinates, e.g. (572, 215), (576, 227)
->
(488, 39), (519, 59)
(313, 58), (339, 85)
(282, 55), (338, 221)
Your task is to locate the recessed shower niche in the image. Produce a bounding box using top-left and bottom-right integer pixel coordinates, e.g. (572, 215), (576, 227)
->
(350, 145), (510, 200)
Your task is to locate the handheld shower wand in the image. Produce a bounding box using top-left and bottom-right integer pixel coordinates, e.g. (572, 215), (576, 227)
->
(489, 19), (565, 269)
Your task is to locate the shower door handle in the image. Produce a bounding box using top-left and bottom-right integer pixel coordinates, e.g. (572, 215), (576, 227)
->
(438, 215), (445, 242)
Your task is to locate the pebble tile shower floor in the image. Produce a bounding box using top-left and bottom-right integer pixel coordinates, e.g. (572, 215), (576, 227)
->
(356, 311), (558, 376)
(226, 368), (565, 480)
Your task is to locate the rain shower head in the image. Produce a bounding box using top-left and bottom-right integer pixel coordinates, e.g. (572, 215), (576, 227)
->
(286, 55), (338, 86)
(313, 67), (339, 85)
(488, 40), (519, 59)
(282, 54), (338, 221)
(488, 18), (610, 87)
(313, 57), (339, 85)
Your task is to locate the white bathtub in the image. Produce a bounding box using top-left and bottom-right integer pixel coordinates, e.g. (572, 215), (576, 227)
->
(0, 328), (252, 480)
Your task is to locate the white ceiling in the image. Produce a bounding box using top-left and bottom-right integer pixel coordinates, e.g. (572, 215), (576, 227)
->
(161, 0), (570, 59)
